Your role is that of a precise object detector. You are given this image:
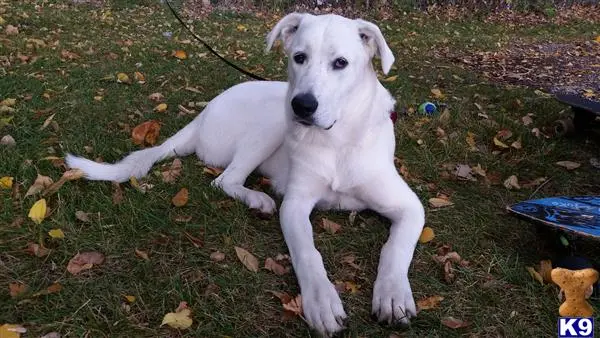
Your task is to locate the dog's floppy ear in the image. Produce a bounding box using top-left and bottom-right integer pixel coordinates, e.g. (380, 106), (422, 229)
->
(266, 13), (306, 52)
(355, 19), (395, 74)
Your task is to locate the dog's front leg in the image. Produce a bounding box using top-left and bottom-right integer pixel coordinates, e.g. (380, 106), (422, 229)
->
(358, 170), (425, 326)
(280, 195), (347, 336)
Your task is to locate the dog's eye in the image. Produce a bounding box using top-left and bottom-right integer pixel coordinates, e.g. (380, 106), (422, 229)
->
(293, 53), (307, 65)
(332, 57), (348, 70)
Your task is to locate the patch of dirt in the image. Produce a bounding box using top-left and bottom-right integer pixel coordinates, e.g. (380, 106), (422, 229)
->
(484, 5), (600, 26)
(442, 40), (600, 101)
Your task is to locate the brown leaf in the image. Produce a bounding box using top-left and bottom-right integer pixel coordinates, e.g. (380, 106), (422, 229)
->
(471, 164), (486, 177)
(9, 282), (27, 298)
(503, 175), (520, 190)
(282, 294), (303, 316)
(264, 257), (290, 275)
(67, 251), (105, 275)
(555, 161), (581, 170)
(428, 197), (454, 208)
(60, 49), (80, 60)
(522, 114), (534, 126)
(112, 182), (123, 204)
(32, 282), (62, 297)
(320, 218), (341, 234)
(172, 188), (189, 207)
(210, 251), (225, 262)
(526, 266), (544, 285)
(131, 120), (161, 146)
(75, 210), (90, 223)
(183, 231), (204, 248)
(148, 92), (164, 102)
(511, 138), (522, 150)
(202, 166), (223, 177)
(341, 254), (361, 270)
(162, 159), (183, 183)
(234, 246), (259, 272)
(26, 242), (50, 257)
(416, 295), (444, 311)
(539, 259), (553, 283)
(441, 316), (471, 329)
(25, 174), (53, 197)
(135, 248), (149, 261)
(173, 50), (187, 59)
(43, 169), (84, 196)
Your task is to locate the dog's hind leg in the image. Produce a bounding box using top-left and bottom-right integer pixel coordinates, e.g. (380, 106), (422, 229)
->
(210, 144), (279, 215)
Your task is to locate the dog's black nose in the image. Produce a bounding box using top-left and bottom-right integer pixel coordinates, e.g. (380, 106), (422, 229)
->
(291, 93), (318, 118)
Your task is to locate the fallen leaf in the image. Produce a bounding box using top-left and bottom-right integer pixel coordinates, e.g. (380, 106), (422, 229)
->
(0, 135), (16, 146)
(116, 72), (131, 84)
(282, 294), (303, 316)
(28, 199), (47, 224)
(148, 92), (164, 102)
(131, 120), (160, 146)
(0, 324), (26, 338)
(162, 159), (183, 183)
(320, 218), (341, 234)
(522, 114), (534, 126)
(471, 164), (486, 177)
(465, 132), (477, 150)
(503, 175), (520, 190)
(431, 88), (445, 99)
(382, 75), (398, 82)
(526, 266), (544, 285)
(5, 24), (19, 35)
(135, 248), (149, 260)
(67, 251), (105, 275)
(0, 98), (16, 106)
(428, 197), (454, 208)
(441, 316), (470, 329)
(40, 332), (61, 338)
(237, 24), (247, 32)
(0, 176), (13, 189)
(455, 164), (475, 181)
(234, 246), (259, 272)
(161, 301), (193, 329)
(555, 161), (581, 170)
(210, 251), (225, 262)
(173, 50), (187, 60)
(124, 295), (136, 303)
(9, 283), (27, 298)
(539, 259), (553, 284)
(493, 137), (509, 149)
(48, 229), (64, 239)
(26, 243), (50, 257)
(173, 215), (192, 223)
(417, 295), (444, 310)
(25, 174), (53, 197)
(419, 227), (435, 243)
(60, 49), (80, 60)
(75, 210), (90, 223)
(171, 188), (189, 207)
(112, 182), (124, 204)
(202, 166), (223, 177)
(511, 138), (522, 150)
(264, 257), (290, 275)
(32, 282), (62, 297)
(154, 103), (168, 113)
(134, 71), (145, 84)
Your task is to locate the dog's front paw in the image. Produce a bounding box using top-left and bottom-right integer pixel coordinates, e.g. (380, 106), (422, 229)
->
(302, 278), (347, 337)
(245, 190), (277, 214)
(372, 273), (416, 326)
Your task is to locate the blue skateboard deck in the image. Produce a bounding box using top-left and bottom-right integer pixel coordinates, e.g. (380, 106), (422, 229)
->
(507, 196), (600, 239)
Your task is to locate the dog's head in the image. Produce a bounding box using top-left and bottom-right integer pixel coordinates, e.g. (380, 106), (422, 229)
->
(266, 13), (394, 130)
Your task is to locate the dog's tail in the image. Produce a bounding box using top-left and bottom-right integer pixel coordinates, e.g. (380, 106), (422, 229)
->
(65, 119), (200, 183)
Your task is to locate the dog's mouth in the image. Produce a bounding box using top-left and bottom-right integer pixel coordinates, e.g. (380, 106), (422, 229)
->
(294, 118), (336, 130)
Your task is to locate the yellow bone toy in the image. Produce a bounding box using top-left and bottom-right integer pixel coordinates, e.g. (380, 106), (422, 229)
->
(551, 267), (599, 317)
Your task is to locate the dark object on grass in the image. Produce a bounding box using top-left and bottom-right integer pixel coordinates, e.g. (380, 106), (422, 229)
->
(553, 93), (600, 136)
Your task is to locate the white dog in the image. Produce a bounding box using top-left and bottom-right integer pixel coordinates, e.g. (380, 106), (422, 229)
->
(66, 13), (425, 336)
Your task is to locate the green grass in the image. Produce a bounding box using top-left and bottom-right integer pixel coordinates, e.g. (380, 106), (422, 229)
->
(2, 1), (600, 337)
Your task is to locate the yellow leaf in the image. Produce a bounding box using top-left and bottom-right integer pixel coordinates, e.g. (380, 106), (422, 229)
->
(0, 176), (13, 189)
(234, 246), (259, 272)
(116, 72), (131, 84)
(493, 137), (509, 149)
(28, 199), (47, 224)
(161, 308), (193, 329)
(94, 96), (103, 101)
(172, 188), (189, 207)
(465, 132), (477, 150)
(154, 103), (168, 113)
(0, 16), (4, 25)
(526, 266), (544, 285)
(236, 24), (247, 32)
(0, 98), (16, 106)
(382, 75), (398, 82)
(417, 295), (444, 310)
(173, 50), (187, 60)
(48, 229), (64, 239)
(124, 295), (136, 303)
(419, 227), (435, 243)
(431, 88), (445, 99)
(0, 324), (26, 338)
(595, 35), (600, 43)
